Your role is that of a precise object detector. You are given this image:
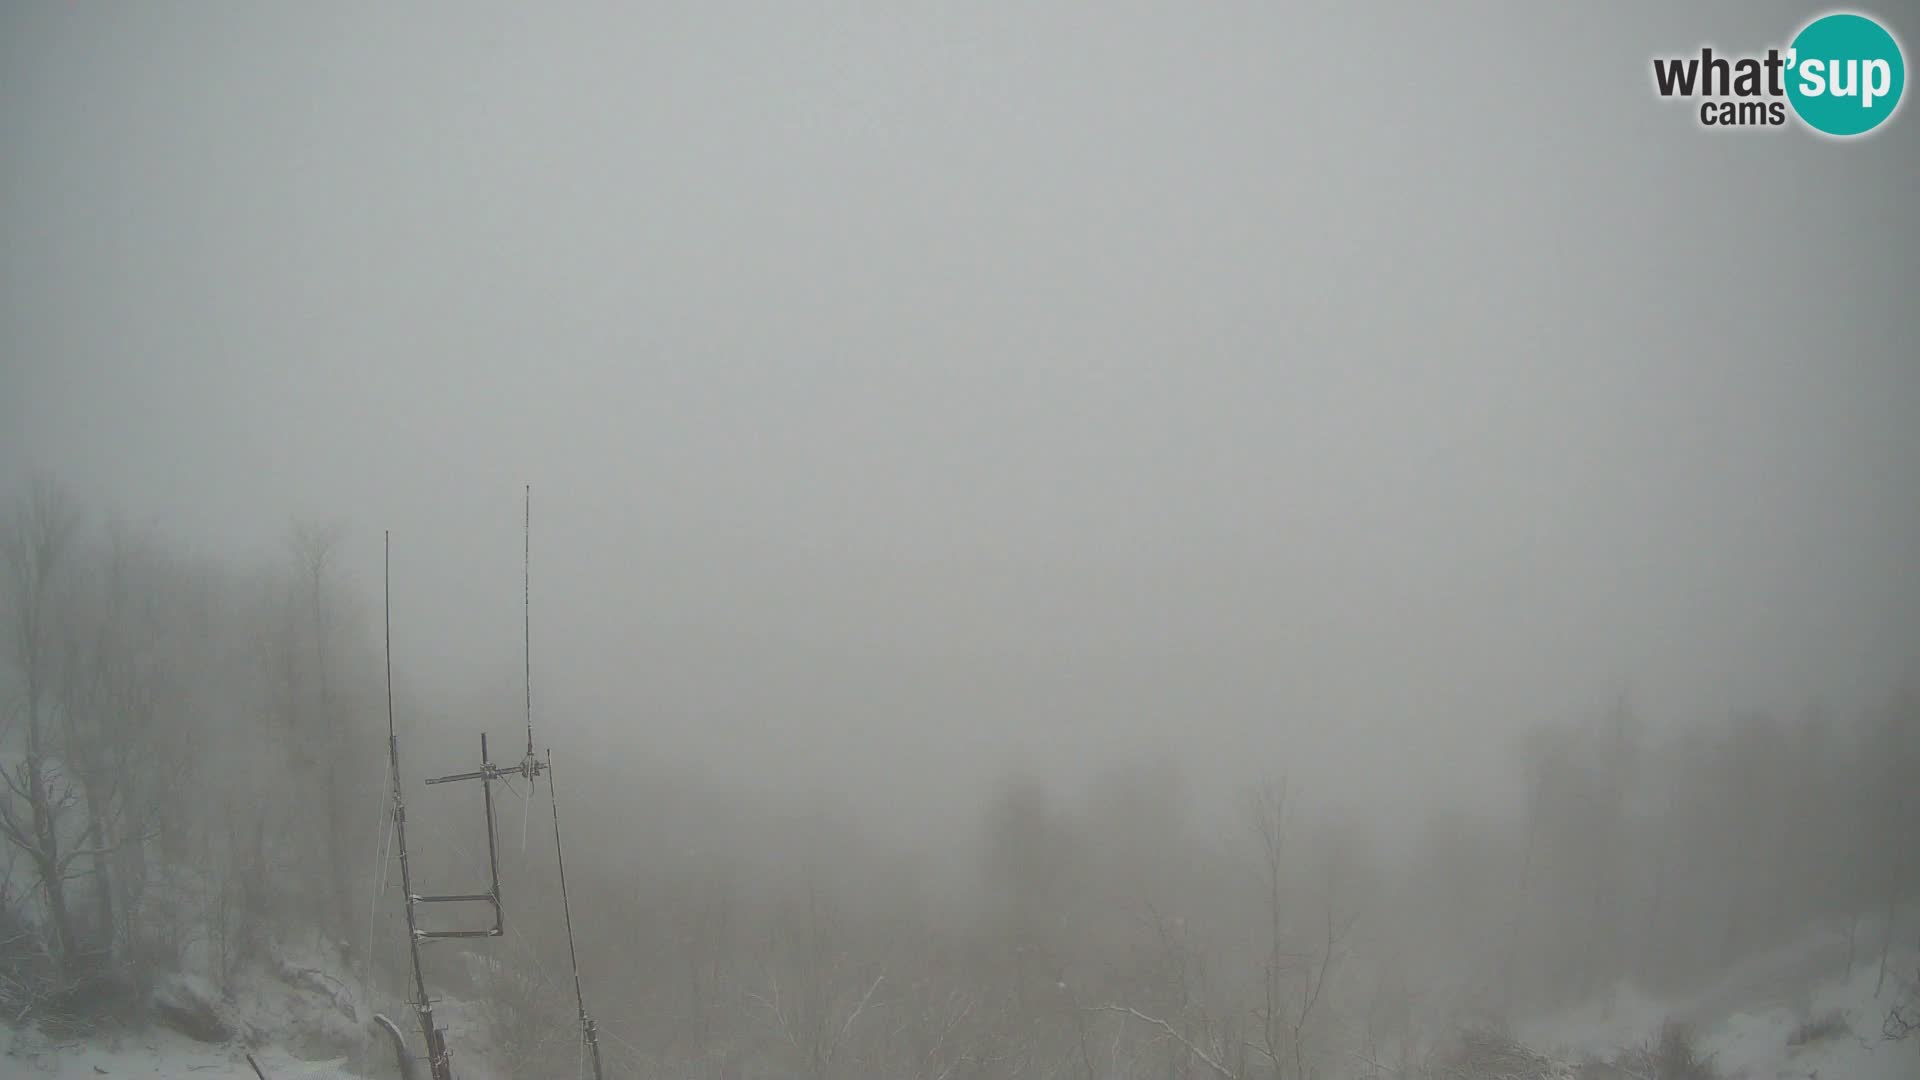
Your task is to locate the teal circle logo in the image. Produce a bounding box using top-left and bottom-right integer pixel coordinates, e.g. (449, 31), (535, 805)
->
(1786, 12), (1905, 136)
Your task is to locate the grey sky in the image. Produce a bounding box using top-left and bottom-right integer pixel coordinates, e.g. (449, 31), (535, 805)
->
(3, 3), (1915, 820)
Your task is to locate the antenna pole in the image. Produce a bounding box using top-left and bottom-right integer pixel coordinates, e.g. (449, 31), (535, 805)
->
(386, 532), (453, 1080)
(524, 484), (534, 763)
(547, 750), (604, 1080)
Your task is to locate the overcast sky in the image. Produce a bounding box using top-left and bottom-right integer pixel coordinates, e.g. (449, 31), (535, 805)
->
(3, 3), (1915, 820)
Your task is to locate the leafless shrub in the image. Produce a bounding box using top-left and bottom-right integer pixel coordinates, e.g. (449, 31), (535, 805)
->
(1610, 1020), (1717, 1080)
(1433, 1026), (1577, 1079)
(477, 953), (576, 1078)
(1886, 964), (1918, 1042)
(1786, 1008), (1848, 1047)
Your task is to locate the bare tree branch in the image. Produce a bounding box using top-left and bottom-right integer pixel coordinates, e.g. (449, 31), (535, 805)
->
(1090, 1004), (1239, 1080)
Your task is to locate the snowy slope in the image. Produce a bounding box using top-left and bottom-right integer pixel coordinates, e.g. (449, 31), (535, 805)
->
(1520, 930), (1919, 1080)
(1697, 956), (1917, 1080)
(2, 1025), (358, 1079)
(2, 1002), (505, 1080)
(0, 936), (507, 1080)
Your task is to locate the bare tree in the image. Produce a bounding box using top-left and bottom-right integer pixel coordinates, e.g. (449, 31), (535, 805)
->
(1087, 902), (1246, 1080)
(289, 519), (358, 937)
(1240, 779), (1360, 1080)
(52, 519), (178, 988)
(0, 475), (86, 983)
(752, 881), (889, 1080)
(1245, 775), (1292, 1079)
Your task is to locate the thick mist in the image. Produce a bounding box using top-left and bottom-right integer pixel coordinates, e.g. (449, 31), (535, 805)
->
(2, 3), (1917, 1079)
(6, 2), (1917, 818)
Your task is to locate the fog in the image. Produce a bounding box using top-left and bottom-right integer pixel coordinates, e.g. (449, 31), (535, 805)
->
(2, 3), (1917, 1078)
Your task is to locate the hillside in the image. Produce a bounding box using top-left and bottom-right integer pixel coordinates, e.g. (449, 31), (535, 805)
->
(1, 934), (506, 1080)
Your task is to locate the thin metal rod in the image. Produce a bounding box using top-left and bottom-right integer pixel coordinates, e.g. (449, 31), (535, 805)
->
(524, 484), (534, 761)
(480, 732), (504, 934)
(546, 750), (604, 1080)
(386, 532), (451, 1080)
(525, 495), (599, 1075)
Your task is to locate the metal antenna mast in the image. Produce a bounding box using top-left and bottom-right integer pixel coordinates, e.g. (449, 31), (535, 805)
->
(524, 484), (535, 764)
(385, 532), (454, 1080)
(547, 749), (605, 1080)
(523, 486), (605, 1078)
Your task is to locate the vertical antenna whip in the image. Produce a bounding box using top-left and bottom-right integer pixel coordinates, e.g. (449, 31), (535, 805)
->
(524, 484), (535, 761)
(386, 531), (395, 744)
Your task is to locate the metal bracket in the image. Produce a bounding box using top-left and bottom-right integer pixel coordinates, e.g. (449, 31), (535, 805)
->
(413, 732), (546, 940)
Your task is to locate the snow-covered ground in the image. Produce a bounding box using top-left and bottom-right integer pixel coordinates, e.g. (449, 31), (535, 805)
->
(1, 998), (505, 1080)
(0, 935), (506, 1080)
(2, 1026), (358, 1079)
(1520, 929), (1919, 1080)
(4, 926), (1914, 1078)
